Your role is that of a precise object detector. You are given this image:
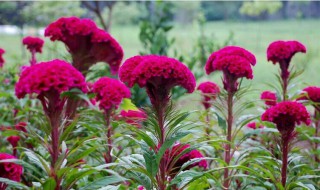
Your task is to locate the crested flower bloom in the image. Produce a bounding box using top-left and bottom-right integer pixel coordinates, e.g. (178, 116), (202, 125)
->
(120, 109), (147, 128)
(93, 77), (131, 112)
(247, 122), (264, 130)
(298, 86), (320, 112)
(0, 153), (23, 189)
(15, 122), (27, 133)
(7, 136), (20, 148)
(0, 48), (5, 68)
(165, 143), (207, 178)
(267, 40), (306, 80)
(261, 101), (310, 138)
(260, 91), (277, 106)
(45, 17), (123, 74)
(205, 46), (256, 93)
(15, 59), (87, 115)
(119, 55), (196, 106)
(22, 36), (44, 53)
(197, 81), (220, 109)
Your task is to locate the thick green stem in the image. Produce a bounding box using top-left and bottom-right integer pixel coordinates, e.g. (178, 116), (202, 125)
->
(223, 92), (234, 190)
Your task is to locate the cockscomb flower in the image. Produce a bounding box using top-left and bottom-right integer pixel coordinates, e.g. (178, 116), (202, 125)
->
(298, 86), (320, 111)
(15, 122), (27, 133)
(7, 136), (20, 156)
(261, 101), (310, 138)
(120, 109), (147, 128)
(205, 46), (256, 93)
(45, 17), (123, 74)
(260, 91), (277, 106)
(0, 48), (5, 68)
(247, 122), (264, 130)
(93, 77), (131, 112)
(267, 40), (306, 79)
(15, 59), (87, 114)
(0, 153), (23, 187)
(22, 36), (44, 53)
(119, 55), (196, 106)
(197, 81), (220, 109)
(165, 143), (207, 178)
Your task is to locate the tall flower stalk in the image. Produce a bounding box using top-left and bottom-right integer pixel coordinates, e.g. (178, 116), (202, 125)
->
(267, 40), (306, 101)
(119, 55), (198, 189)
(262, 101), (310, 187)
(205, 46), (256, 189)
(22, 36), (44, 66)
(15, 59), (87, 189)
(92, 77), (131, 164)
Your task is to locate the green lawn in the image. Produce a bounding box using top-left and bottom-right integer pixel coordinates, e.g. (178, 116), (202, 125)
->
(1, 19), (319, 91)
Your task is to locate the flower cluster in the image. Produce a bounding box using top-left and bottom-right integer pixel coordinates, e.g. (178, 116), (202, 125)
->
(165, 143), (207, 177)
(93, 77), (131, 112)
(247, 122), (264, 130)
(299, 86), (320, 103)
(197, 81), (220, 109)
(0, 48), (5, 68)
(119, 55), (196, 104)
(205, 46), (256, 92)
(22, 36), (44, 53)
(261, 101), (310, 138)
(120, 109), (147, 127)
(0, 153), (23, 182)
(15, 59), (87, 99)
(45, 17), (123, 74)
(260, 91), (277, 106)
(267, 40), (306, 79)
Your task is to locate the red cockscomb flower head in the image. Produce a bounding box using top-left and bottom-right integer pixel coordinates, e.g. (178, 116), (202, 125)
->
(0, 153), (23, 184)
(137, 186), (146, 190)
(260, 91), (277, 106)
(15, 59), (87, 114)
(298, 86), (320, 111)
(165, 144), (207, 178)
(15, 122), (27, 133)
(120, 109), (147, 128)
(22, 36), (44, 53)
(0, 48), (5, 68)
(267, 40), (306, 79)
(119, 55), (196, 106)
(261, 101), (310, 139)
(205, 46), (256, 93)
(197, 81), (220, 109)
(93, 77), (131, 112)
(247, 122), (264, 130)
(45, 17), (123, 74)
(7, 136), (20, 148)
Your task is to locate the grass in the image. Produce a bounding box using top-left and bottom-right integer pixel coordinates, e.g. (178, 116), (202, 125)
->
(1, 19), (319, 103)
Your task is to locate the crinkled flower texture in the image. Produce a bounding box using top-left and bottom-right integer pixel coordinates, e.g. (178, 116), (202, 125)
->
(93, 77), (131, 112)
(247, 122), (264, 130)
(15, 122), (27, 133)
(0, 153), (23, 182)
(205, 46), (256, 92)
(120, 109), (147, 127)
(45, 17), (123, 74)
(165, 144), (207, 177)
(260, 91), (277, 106)
(15, 59), (87, 99)
(119, 55), (196, 104)
(197, 81), (220, 109)
(0, 48), (5, 68)
(261, 101), (310, 138)
(22, 36), (44, 53)
(299, 86), (320, 103)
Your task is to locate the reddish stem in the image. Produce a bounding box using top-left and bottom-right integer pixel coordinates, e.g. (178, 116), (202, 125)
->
(30, 50), (36, 65)
(104, 110), (113, 164)
(314, 110), (320, 163)
(157, 103), (166, 190)
(223, 91), (234, 190)
(281, 135), (289, 187)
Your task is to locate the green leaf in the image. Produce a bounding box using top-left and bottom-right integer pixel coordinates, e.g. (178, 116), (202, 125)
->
(0, 177), (29, 189)
(43, 178), (57, 190)
(78, 175), (126, 190)
(215, 113), (227, 131)
(119, 98), (138, 111)
(140, 142), (158, 177)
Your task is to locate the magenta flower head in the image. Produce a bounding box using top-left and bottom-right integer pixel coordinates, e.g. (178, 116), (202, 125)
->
(0, 48), (5, 68)
(7, 136), (20, 148)
(165, 144), (207, 178)
(15, 59), (87, 115)
(197, 81), (220, 109)
(298, 86), (320, 111)
(119, 55), (196, 106)
(0, 153), (23, 184)
(22, 36), (44, 53)
(205, 46), (256, 93)
(247, 122), (264, 130)
(267, 40), (306, 79)
(93, 77), (131, 112)
(261, 101), (310, 139)
(260, 91), (277, 106)
(45, 17), (123, 74)
(120, 109), (147, 128)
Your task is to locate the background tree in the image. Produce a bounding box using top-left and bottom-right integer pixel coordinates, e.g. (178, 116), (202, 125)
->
(239, 0), (283, 20)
